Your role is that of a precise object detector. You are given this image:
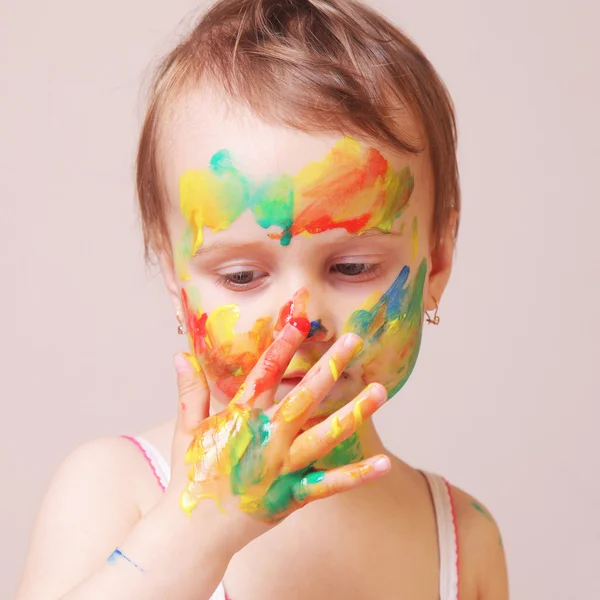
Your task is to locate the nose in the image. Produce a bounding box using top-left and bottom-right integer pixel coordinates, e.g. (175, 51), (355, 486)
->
(274, 284), (335, 343)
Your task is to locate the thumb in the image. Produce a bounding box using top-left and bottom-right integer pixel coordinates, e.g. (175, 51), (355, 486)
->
(172, 353), (210, 460)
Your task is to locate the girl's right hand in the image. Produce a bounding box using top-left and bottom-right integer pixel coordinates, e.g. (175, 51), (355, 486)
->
(166, 320), (391, 555)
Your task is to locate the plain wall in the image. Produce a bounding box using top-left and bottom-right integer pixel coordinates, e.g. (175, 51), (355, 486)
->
(1, 0), (598, 597)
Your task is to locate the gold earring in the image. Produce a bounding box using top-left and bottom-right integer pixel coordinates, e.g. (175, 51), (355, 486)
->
(425, 298), (440, 325)
(176, 311), (185, 335)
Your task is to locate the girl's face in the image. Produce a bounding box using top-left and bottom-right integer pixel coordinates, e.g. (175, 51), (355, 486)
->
(159, 89), (453, 421)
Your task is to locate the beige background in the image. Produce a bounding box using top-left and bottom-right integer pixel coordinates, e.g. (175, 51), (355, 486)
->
(1, 0), (598, 598)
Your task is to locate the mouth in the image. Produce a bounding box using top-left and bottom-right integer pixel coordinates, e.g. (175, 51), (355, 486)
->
(282, 370), (309, 382)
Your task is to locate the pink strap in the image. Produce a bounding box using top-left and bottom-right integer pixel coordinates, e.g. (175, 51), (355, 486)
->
(121, 435), (167, 492)
(444, 478), (461, 600)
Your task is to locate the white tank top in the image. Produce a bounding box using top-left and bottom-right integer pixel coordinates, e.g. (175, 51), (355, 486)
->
(125, 436), (460, 600)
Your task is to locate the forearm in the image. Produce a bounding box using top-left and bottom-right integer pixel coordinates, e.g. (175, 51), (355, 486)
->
(60, 501), (230, 600)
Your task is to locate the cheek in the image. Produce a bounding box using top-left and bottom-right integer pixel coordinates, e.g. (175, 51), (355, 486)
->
(180, 286), (310, 399)
(181, 288), (273, 398)
(315, 258), (427, 416)
(349, 258), (428, 396)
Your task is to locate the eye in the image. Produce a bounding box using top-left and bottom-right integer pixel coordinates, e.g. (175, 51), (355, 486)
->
(330, 263), (382, 280)
(215, 269), (268, 291)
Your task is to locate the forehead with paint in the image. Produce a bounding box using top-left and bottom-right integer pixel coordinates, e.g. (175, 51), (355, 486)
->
(159, 87), (440, 411)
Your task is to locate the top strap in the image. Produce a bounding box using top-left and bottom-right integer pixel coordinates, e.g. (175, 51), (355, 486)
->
(422, 472), (460, 600)
(122, 435), (171, 491)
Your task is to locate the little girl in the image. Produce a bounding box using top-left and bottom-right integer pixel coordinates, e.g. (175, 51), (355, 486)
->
(16, 1), (508, 598)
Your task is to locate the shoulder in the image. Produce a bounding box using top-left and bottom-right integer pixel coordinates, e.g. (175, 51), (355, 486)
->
(39, 435), (161, 526)
(449, 484), (509, 600)
(16, 436), (162, 598)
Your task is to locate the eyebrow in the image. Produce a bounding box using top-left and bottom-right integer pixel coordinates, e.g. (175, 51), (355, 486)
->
(192, 240), (268, 258)
(192, 228), (401, 258)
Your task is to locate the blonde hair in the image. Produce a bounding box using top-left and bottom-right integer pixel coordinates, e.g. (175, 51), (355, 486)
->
(136, 0), (460, 259)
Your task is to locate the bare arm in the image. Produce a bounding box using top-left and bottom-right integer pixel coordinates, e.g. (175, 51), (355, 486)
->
(15, 437), (227, 600)
(16, 437), (229, 600)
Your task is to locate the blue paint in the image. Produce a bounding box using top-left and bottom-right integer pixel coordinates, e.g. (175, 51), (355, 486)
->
(107, 548), (145, 573)
(308, 320), (328, 338)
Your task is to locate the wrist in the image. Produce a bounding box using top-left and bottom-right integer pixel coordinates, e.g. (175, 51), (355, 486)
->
(117, 494), (232, 596)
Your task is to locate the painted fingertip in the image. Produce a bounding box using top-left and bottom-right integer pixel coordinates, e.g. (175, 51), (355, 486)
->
(372, 455), (391, 473)
(289, 317), (311, 337)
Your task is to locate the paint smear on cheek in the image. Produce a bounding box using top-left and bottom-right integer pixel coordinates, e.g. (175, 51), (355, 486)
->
(347, 258), (427, 398)
(181, 287), (311, 399)
(315, 258), (427, 420)
(181, 288), (273, 397)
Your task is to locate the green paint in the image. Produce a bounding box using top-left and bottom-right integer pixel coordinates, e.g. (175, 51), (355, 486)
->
(294, 470), (325, 502)
(471, 502), (504, 549)
(209, 150), (250, 220)
(261, 466), (313, 515)
(346, 259), (427, 398)
(471, 501), (494, 523)
(300, 470), (326, 486)
(231, 411), (271, 493)
(250, 176), (295, 245)
(185, 281), (203, 309)
(316, 433), (364, 470)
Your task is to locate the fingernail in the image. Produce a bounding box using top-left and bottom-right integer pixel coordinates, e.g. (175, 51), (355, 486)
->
(372, 456), (391, 473)
(174, 353), (191, 373)
(343, 334), (363, 359)
(343, 333), (358, 349)
(369, 384), (387, 406)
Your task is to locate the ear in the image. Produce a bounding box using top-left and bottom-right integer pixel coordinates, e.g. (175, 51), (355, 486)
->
(157, 246), (183, 319)
(425, 210), (458, 311)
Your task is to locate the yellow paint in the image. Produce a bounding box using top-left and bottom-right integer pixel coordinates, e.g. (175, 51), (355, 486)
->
(205, 304), (240, 349)
(329, 357), (339, 381)
(353, 396), (365, 428)
(180, 403), (253, 514)
(178, 137), (414, 255)
(180, 157), (247, 255)
(331, 415), (344, 439)
(279, 386), (314, 422)
(231, 382), (246, 404)
(284, 349), (321, 375)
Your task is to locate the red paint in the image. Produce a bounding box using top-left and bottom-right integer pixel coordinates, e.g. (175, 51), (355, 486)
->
(276, 299), (294, 330)
(290, 316), (310, 337)
(182, 288), (208, 356)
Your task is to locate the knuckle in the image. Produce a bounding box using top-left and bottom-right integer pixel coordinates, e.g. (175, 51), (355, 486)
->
(178, 377), (203, 397)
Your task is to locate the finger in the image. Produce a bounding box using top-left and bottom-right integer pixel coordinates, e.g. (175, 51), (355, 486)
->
(233, 318), (311, 410)
(174, 352), (210, 435)
(271, 333), (364, 438)
(286, 383), (387, 472)
(292, 454), (391, 507)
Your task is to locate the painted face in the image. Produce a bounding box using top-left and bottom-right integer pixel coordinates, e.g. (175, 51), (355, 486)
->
(174, 137), (428, 422)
